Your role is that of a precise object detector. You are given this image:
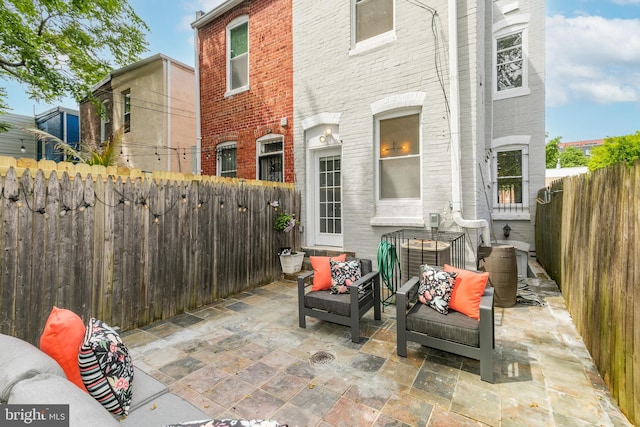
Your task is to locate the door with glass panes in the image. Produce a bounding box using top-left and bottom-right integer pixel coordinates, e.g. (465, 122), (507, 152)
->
(314, 149), (342, 246)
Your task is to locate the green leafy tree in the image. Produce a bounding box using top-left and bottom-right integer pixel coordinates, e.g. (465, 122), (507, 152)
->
(588, 131), (640, 171)
(546, 136), (561, 168)
(559, 146), (589, 167)
(0, 0), (149, 130)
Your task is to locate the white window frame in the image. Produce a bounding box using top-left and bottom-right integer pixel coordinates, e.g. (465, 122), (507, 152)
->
(226, 15), (249, 97)
(493, 14), (530, 100)
(371, 109), (423, 226)
(100, 99), (110, 143)
(350, 0), (396, 56)
(256, 134), (284, 182)
(122, 90), (131, 133)
(369, 92), (425, 226)
(490, 135), (530, 220)
(216, 141), (237, 178)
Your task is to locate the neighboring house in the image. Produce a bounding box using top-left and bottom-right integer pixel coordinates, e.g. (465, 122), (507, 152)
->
(80, 54), (197, 173)
(292, 0), (545, 262)
(36, 107), (80, 162)
(0, 108), (79, 161)
(558, 139), (603, 158)
(0, 113), (37, 159)
(545, 166), (588, 187)
(192, 0), (293, 182)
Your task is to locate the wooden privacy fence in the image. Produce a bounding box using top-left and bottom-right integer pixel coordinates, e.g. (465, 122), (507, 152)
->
(0, 160), (300, 346)
(535, 160), (639, 425)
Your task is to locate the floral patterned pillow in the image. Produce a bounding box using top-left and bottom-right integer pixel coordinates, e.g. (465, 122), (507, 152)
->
(417, 265), (458, 314)
(78, 318), (134, 418)
(329, 260), (362, 294)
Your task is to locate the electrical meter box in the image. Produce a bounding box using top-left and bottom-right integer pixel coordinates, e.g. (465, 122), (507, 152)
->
(429, 213), (440, 228)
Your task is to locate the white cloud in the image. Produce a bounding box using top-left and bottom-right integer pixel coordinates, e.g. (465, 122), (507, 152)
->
(611, 0), (640, 4)
(546, 14), (640, 106)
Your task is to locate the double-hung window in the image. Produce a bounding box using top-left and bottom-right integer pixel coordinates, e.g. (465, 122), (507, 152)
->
(217, 142), (237, 178)
(496, 150), (523, 204)
(370, 92), (425, 226)
(493, 15), (530, 100)
(352, 0), (394, 53)
(122, 90), (131, 133)
(496, 32), (523, 91)
(491, 136), (530, 219)
(100, 99), (110, 142)
(378, 113), (420, 199)
(227, 16), (249, 95)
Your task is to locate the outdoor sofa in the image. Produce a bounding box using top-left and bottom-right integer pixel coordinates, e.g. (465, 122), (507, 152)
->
(1, 329), (287, 427)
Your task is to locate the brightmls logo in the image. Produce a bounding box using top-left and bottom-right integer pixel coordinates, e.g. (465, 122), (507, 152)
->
(0, 405), (68, 426)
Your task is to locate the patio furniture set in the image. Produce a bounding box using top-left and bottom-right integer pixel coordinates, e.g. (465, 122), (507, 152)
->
(297, 256), (495, 383)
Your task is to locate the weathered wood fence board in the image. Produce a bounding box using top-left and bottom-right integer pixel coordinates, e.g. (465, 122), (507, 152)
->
(0, 166), (298, 348)
(535, 160), (639, 425)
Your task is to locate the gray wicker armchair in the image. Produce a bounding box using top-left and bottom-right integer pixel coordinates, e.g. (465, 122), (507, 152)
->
(396, 274), (495, 383)
(297, 258), (381, 343)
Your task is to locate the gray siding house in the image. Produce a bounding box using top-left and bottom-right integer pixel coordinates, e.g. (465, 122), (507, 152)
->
(292, 0), (545, 267)
(0, 113), (37, 159)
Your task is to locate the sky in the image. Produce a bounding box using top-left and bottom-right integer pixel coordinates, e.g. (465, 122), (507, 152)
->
(3, 0), (640, 143)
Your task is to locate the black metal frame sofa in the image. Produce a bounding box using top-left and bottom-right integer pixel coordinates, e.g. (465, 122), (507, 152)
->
(396, 270), (495, 383)
(297, 258), (381, 343)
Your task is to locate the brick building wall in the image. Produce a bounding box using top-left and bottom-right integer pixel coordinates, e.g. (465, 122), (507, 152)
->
(80, 82), (113, 147)
(197, 0), (294, 181)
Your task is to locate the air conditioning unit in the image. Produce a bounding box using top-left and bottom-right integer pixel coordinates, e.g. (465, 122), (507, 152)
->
(400, 239), (451, 283)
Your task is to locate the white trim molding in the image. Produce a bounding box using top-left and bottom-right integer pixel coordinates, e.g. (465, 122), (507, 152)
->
(370, 92), (426, 115)
(301, 112), (341, 131)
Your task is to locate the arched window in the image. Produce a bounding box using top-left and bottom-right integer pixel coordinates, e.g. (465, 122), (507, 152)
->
(217, 141), (237, 178)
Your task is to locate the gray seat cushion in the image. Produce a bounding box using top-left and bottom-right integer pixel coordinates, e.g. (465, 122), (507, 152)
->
(305, 291), (374, 317)
(0, 333), (66, 402)
(119, 392), (210, 427)
(8, 373), (120, 427)
(128, 367), (168, 412)
(406, 303), (480, 347)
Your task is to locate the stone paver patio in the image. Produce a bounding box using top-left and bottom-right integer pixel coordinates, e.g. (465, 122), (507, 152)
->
(122, 263), (631, 427)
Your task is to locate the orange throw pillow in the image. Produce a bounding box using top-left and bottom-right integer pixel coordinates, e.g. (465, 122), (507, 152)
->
(310, 254), (347, 291)
(444, 264), (490, 320)
(39, 306), (88, 392)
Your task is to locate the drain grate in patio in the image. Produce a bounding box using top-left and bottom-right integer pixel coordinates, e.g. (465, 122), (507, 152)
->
(309, 351), (336, 365)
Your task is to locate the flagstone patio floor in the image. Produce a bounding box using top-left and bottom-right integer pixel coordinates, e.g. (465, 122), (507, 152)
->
(122, 264), (632, 427)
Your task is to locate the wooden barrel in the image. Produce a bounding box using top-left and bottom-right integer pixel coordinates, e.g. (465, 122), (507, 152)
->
(477, 245), (518, 308)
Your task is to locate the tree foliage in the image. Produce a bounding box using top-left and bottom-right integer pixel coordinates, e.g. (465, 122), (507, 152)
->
(0, 0), (149, 128)
(559, 146), (589, 167)
(545, 136), (561, 168)
(588, 131), (640, 171)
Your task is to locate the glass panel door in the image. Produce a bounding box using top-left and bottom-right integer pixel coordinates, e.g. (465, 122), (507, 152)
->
(315, 151), (342, 246)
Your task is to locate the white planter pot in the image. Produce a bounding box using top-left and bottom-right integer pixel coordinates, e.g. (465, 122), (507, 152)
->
(279, 252), (305, 274)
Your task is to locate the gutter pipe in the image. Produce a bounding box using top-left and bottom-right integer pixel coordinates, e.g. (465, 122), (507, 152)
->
(448, 0), (492, 246)
(194, 13), (202, 175)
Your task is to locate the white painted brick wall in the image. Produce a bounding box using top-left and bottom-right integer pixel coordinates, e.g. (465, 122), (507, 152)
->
(293, 0), (544, 265)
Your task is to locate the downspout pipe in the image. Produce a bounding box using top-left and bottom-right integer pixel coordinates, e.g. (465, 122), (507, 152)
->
(193, 12), (203, 175)
(448, 0), (492, 246)
(165, 58), (172, 171)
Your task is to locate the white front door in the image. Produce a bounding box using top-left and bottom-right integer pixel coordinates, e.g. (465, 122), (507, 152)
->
(314, 149), (343, 247)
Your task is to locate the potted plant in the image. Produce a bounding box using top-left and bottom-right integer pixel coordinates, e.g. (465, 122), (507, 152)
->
(273, 212), (304, 274)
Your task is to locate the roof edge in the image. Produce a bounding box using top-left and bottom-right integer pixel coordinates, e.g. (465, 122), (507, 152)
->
(191, 0), (245, 29)
(89, 53), (194, 93)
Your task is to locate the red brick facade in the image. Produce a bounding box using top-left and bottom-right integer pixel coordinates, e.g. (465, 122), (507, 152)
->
(197, 0), (293, 181)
